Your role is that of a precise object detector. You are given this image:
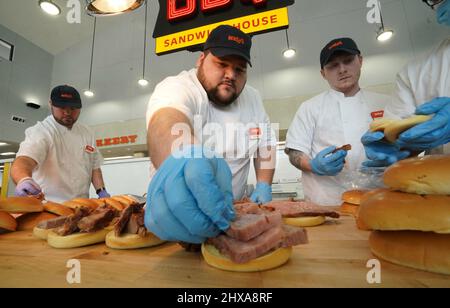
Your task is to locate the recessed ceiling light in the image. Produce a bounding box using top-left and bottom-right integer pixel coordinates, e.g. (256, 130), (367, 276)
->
(0, 152), (16, 156)
(39, 0), (61, 16)
(0, 142), (8, 146)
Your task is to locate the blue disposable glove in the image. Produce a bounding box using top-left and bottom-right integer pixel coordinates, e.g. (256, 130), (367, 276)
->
(250, 182), (272, 204)
(396, 97), (450, 152)
(361, 131), (411, 167)
(97, 189), (110, 198)
(437, 0), (450, 26)
(310, 146), (348, 176)
(145, 145), (235, 244)
(15, 177), (42, 197)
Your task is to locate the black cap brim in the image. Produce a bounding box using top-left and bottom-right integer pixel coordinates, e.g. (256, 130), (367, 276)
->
(51, 100), (82, 109)
(208, 47), (252, 67)
(321, 48), (360, 68)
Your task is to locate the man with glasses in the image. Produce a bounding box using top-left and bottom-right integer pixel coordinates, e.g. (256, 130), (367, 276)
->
(362, 0), (450, 167)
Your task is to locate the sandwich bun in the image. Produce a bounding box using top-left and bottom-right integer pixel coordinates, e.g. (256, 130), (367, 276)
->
(0, 211), (17, 232)
(111, 195), (136, 207)
(16, 212), (58, 231)
(341, 190), (368, 205)
(282, 216), (325, 227)
(383, 155), (450, 195)
(370, 118), (395, 132)
(33, 226), (52, 240)
(105, 231), (165, 249)
(339, 202), (360, 217)
(69, 198), (99, 209)
(358, 189), (450, 233)
(43, 202), (74, 216)
(369, 231), (450, 275)
(383, 115), (432, 143)
(102, 198), (124, 211)
(201, 243), (292, 272)
(0, 196), (44, 213)
(47, 228), (109, 249)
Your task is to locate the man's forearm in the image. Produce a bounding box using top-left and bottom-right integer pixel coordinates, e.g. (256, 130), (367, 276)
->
(10, 156), (38, 184)
(254, 146), (276, 184)
(91, 168), (106, 191)
(147, 107), (197, 168)
(285, 148), (312, 173)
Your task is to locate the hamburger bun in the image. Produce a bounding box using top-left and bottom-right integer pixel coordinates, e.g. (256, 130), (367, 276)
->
(102, 198), (124, 211)
(43, 202), (74, 216)
(16, 212), (58, 231)
(339, 202), (360, 217)
(47, 228), (109, 249)
(0, 196), (44, 213)
(369, 231), (450, 275)
(0, 211), (17, 232)
(383, 155), (450, 195)
(201, 243), (292, 272)
(358, 189), (450, 233)
(105, 231), (165, 249)
(33, 226), (52, 240)
(282, 216), (325, 227)
(341, 190), (368, 205)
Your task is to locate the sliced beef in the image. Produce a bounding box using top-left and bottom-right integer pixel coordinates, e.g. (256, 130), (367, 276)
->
(264, 200), (340, 218)
(55, 207), (91, 236)
(209, 226), (285, 264)
(125, 211), (145, 234)
(36, 215), (69, 229)
(226, 210), (282, 241)
(234, 202), (264, 214)
(280, 225), (309, 247)
(114, 204), (133, 236)
(77, 207), (115, 233)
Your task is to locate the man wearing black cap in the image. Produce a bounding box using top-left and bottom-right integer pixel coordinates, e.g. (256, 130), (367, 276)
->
(144, 25), (276, 243)
(11, 85), (110, 202)
(285, 38), (394, 206)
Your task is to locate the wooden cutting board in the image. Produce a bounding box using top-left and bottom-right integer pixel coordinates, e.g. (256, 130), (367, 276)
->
(0, 215), (448, 288)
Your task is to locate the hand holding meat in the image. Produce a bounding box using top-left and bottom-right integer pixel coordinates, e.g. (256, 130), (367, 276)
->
(396, 97), (450, 151)
(14, 177), (42, 197)
(250, 182), (272, 204)
(361, 131), (410, 167)
(310, 146), (348, 176)
(145, 145), (235, 244)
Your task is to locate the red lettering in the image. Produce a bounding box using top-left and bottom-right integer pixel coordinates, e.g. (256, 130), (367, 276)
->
(96, 139), (103, 147)
(112, 137), (120, 145)
(164, 39), (170, 47)
(242, 21), (250, 29)
(171, 37), (178, 46)
(201, 0), (232, 13)
(104, 138), (112, 146)
(120, 136), (129, 144)
(261, 16), (268, 25)
(270, 14), (277, 24)
(128, 135), (138, 143)
(241, 0), (267, 6)
(187, 33), (194, 42)
(167, 0), (196, 22)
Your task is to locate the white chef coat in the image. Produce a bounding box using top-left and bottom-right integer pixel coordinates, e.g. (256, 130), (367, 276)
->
(16, 115), (103, 203)
(286, 89), (392, 206)
(146, 68), (276, 200)
(387, 37), (450, 154)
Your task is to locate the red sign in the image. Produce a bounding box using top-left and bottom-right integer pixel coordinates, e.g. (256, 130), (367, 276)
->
(371, 110), (384, 120)
(96, 135), (138, 147)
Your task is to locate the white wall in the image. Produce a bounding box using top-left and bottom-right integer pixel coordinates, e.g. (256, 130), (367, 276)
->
(0, 24), (52, 143)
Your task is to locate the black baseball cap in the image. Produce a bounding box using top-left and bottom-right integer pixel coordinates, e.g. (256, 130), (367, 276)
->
(320, 37), (361, 68)
(204, 25), (252, 66)
(50, 85), (82, 109)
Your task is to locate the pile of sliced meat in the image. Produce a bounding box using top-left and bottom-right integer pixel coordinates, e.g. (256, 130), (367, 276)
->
(207, 202), (309, 264)
(114, 203), (147, 237)
(264, 200), (340, 219)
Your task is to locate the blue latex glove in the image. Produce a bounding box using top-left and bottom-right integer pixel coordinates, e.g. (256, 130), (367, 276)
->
(97, 189), (110, 198)
(145, 145), (235, 244)
(250, 182), (272, 204)
(15, 177), (42, 197)
(437, 0), (450, 26)
(396, 97), (450, 152)
(361, 131), (410, 167)
(310, 146), (348, 176)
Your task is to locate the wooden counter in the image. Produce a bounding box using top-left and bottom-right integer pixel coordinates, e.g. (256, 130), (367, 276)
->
(0, 215), (449, 288)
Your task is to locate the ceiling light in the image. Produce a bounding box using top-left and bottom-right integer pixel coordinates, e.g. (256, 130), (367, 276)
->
(0, 143), (8, 146)
(0, 152), (16, 156)
(104, 155), (134, 161)
(84, 90), (94, 97)
(138, 79), (149, 87)
(283, 48), (296, 58)
(39, 0), (61, 16)
(376, 28), (394, 42)
(86, 0), (146, 16)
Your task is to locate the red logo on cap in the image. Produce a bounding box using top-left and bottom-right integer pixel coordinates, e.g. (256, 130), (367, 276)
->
(371, 110), (384, 120)
(61, 93), (73, 99)
(328, 41), (343, 50)
(228, 35), (244, 45)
